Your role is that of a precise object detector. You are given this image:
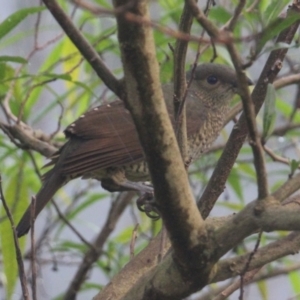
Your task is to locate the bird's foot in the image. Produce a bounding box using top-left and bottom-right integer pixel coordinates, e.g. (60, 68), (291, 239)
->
(101, 177), (160, 220)
(136, 188), (160, 221)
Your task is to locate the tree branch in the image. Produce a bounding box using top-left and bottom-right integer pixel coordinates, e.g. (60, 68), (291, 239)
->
(226, 0), (246, 31)
(42, 0), (125, 99)
(173, 1), (194, 162)
(226, 41), (269, 199)
(198, 1), (300, 218)
(101, 170), (300, 299)
(213, 231), (300, 283)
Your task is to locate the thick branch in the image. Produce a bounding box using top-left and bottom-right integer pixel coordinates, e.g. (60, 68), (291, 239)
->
(114, 0), (206, 279)
(110, 4), (224, 296)
(96, 155), (300, 300)
(274, 73), (300, 89)
(119, 197), (300, 299)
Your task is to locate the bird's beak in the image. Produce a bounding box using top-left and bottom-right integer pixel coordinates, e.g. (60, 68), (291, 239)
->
(232, 76), (253, 89)
(247, 77), (254, 86)
(232, 75), (254, 95)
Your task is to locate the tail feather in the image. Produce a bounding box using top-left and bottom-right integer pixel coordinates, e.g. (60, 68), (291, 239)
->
(16, 171), (65, 237)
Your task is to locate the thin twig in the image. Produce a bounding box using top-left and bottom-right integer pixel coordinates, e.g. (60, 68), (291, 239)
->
(173, 1), (194, 163)
(158, 226), (168, 263)
(30, 196), (37, 300)
(245, 0), (260, 13)
(226, 0), (246, 31)
(226, 42), (269, 199)
(264, 145), (293, 166)
(130, 223), (139, 259)
(51, 199), (97, 252)
(274, 73), (300, 89)
(213, 268), (261, 300)
(186, 0), (220, 38)
(239, 231), (262, 299)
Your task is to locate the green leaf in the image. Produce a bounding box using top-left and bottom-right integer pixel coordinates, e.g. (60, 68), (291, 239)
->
(81, 281), (103, 291)
(237, 163), (256, 179)
(43, 73), (72, 81)
(95, 0), (112, 9)
(289, 159), (300, 176)
(260, 42), (296, 56)
(55, 240), (87, 252)
(0, 56), (27, 64)
(264, 0), (291, 24)
(258, 0), (270, 12)
(217, 201), (244, 211)
(289, 269), (300, 294)
(263, 84), (277, 141)
(0, 63), (7, 80)
(0, 157), (29, 300)
(0, 219), (19, 300)
(276, 97), (293, 118)
(24, 40), (65, 110)
(209, 6), (232, 24)
(159, 1), (182, 24)
(257, 279), (268, 300)
(0, 6), (45, 40)
(114, 226), (138, 244)
(256, 13), (300, 55)
(228, 167), (244, 202)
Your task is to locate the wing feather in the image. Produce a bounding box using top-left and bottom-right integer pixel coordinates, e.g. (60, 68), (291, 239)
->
(45, 88), (209, 177)
(59, 101), (144, 176)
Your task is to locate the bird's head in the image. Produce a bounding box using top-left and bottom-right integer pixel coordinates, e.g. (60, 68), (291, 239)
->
(187, 63), (253, 108)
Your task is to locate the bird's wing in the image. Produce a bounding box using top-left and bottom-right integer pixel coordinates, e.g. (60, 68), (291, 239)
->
(46, 101), (145, 176)
(46, 93), (209, 177)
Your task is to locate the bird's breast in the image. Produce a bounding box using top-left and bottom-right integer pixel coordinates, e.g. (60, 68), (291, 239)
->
(187, 114), (225, 162)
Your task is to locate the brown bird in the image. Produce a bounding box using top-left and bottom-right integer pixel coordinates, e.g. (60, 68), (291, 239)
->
(16, 63), (252, 237)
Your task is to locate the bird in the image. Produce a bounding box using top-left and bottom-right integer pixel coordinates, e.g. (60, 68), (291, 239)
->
(16, 63), (253, 237)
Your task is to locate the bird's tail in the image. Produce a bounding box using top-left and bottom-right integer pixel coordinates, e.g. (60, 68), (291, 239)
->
(16, 170), (65, 238)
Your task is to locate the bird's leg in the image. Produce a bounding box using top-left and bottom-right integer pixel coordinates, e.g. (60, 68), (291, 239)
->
(101, 177), (153, 193)
(101, 169), (160, 220)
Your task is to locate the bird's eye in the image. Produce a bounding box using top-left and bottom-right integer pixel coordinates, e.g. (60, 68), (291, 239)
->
(206, 75), (219, 85)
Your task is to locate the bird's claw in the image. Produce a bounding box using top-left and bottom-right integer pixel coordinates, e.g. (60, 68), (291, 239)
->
(136, 191), (160, 220)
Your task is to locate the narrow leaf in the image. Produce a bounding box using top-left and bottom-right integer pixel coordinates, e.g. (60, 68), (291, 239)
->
(289, 159), (300, 176)
(289, 269), (300, 294)
(264, 0), (291, 24)
(0, 159), (28, 300)
(263, 84), (276, 141)
(0, 6), (45, 40)
(256, 13), (300, 55)
(0, 55), (27, 64)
